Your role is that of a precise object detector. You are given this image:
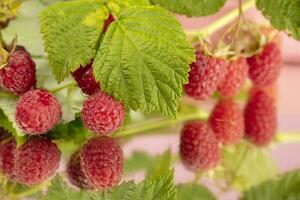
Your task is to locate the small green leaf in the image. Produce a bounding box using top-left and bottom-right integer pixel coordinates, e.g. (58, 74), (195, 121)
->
(256, 0), (300, 40)
(146, 149), (172, 178)
(124, 151), (155, 174)
(177, 183), (216, 200)
(150, 0), (227, 17)
(242, 170), (300, 200)
(94, 6), (194, 118)
(40, 0), (109, 82)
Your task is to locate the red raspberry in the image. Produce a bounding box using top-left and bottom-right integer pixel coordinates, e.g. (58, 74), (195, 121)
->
(103, 14), (114, 32)
(0, 47), (36, 95)
(218, 57), (248, 98)
(244, 90), (277, 146)
(184, 50), (227, 100)
(0, 138), (16, 179)
(247, 43), (281, 88)
(180, 121), (220, 171)
(80, 136), (123, 189)
(209, 99), (244, 144)
(72, 63), (100, 95)
(14, 137), (61, 185)
(81, 92), (125, 135)
(67, 150), (93, 189)
(15, 89), (62, 135)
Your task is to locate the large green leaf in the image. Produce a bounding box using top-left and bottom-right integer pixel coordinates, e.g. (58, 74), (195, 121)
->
(177, 183), (216, 200)
(242, 170), (300, 200)
(256, 0), (300, 40)
(40, 0), (109, 82)
(150, 0), (227, 17)
(93, 6), (194, 118)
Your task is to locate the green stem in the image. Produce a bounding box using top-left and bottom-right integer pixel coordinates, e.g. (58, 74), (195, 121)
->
(185, 0), (255, 38)
(50, 82), (76, 93)
(115, 111), (208, 138)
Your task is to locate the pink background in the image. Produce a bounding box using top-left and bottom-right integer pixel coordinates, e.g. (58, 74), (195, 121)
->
(124, 1), (300, 199)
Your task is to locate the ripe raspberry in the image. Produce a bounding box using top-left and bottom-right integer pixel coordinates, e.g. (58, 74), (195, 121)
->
(72, 63), (100, 95)
(0, 138), (16, 178)
(80, 136), (123, 189)
(244, 90), (277, 146)
(15, 89), (62, 135)
(247, 43), (281, 88)
(209, 99), (244, 144)
(218, 57), (248, 98)
(103, 14), (114, 32)
(0, 47), (36, 95)
(67, 150), (93, 189)
(81, 92), (125, 135)
(184, 50), (227, 100)
(180, 121), (220, 171)
(14, 137), (61, 185)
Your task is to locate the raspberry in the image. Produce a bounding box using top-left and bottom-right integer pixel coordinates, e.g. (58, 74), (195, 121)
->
(244, 90), (277, 146)
(81, 92), (125, 135)
(14, 137), (61, 185)
(184, 50), (227, 100)
(72, 63), (100, 95)
(218, 57), (248, 98)
(180, 121), (220, 171)
(0, 47), (36, 95)
(209, 99), (244, 144)
(103, 14), (114, 32)
(0, 138), (16, 178)
(15, 89), (62, 135)
(67, 150), (93, 189)
(80, 136), (123, 189)
(247, 43), (281, 88)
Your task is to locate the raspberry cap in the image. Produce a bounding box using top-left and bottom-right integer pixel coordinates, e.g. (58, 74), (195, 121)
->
(218, 57), (248, 98)
(209, 99), (244, 144)
(14, 137), (61, 185)
(80, 136), (123, 189)
(0, 47), (36, 95)
(81, 92), (125, 135)
(180, 121), (220, 171)
(244, 90), (277, 146)
(247, 43), (281, 88)
(15, 89), (62, 135)
(0, 138), (16, 179)
(72, 63), (100, 95)
(67, 150), (93, 189)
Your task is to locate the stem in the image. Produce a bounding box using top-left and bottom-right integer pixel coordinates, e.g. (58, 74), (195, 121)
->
(115, 111), (208, 138)
(12, 182), (49, 198)
(185, 0), (255, 37)
(50, 82), (76, 93)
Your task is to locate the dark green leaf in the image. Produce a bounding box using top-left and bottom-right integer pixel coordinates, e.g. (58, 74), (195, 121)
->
(177, 183), (216, 200)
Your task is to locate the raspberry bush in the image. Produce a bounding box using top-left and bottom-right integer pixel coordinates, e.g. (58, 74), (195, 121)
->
(0, 0), (300, 199)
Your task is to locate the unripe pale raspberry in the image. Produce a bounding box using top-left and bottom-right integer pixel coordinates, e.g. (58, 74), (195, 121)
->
(72, 63), (100, 95)
(0, 138), (16, 179)
(244, 90), (277, 146)
(81, 92), (125, 135)
(0, 47), (36, 95)
(218, 57), (248, 98)
(14, 137), (61, 185)
(247, 43), (281, 88)
(15, 89), (62, 135)
(184, 50), (227, 100)
(67, 150), (93, 189)
(80, 136), (123, 189)
(209, 99), (244, 144)
(180, 121), (220, 171)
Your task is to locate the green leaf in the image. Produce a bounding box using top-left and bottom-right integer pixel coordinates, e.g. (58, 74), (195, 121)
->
(242, 170), (300, 200)
(43, 176), (90, 200)
(94, 6), (194, 118)
(124, 151), (155, 174)
(150, 0), (227, 17)
(0, 109), (15, 134)
(214, 141), (278, 191)
(40, 0), (109, 82)
(256, 0), (300, 40)
(177, 183), (216, 200)
(146, 149), (172, 178)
